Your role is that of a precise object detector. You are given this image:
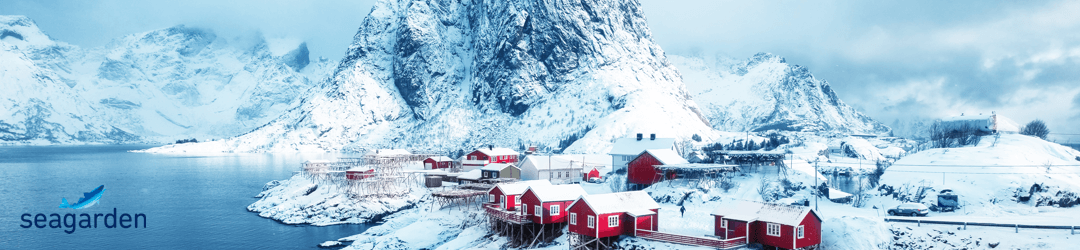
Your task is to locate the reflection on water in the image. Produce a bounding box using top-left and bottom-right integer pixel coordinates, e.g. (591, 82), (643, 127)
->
(824, 173), (867, 194)
(0, 145), (374, 249)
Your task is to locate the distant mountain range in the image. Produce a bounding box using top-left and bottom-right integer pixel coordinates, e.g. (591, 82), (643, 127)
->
(0, 15), (332, 144)
(2, 1), (891, 151)
(672, 53), (890, 135)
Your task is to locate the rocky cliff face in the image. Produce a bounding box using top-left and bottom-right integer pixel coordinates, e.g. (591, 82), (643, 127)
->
(673, 53), (890, 135)
(0, 15), (332, 143)
(212, 0), (714, 153)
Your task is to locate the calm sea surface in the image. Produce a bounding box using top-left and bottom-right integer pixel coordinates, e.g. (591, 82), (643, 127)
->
(0, 145), (373, 249)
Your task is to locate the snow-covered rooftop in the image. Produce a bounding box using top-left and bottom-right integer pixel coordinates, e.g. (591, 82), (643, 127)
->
(480, 163), (516, 171)
(609, 137), (675, 155)
(457, 169), (482, 180)
(642, 149), (688, 165)
(492, 180), (551, 196)
(425, 156), (454, 162)
(567, 191), (659, 214)
(475, 147), (519, 156)
(521, 154), (609, 170)
(526, 184), (588, 202)
(710, 199), (817, 226)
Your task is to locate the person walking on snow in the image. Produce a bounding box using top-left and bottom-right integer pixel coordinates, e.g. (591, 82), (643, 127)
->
(680, 205), (685, 217)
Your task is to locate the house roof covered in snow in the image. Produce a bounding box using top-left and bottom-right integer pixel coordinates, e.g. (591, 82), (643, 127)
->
(525, 184), (588, 202)
(475, 147), (519, 156)
(425, 156), (454, 162)
(491, 180), (551, 196)
(609, 137), (675, 155)
(522, 155), (579, 170)
(566, 191), (659, 214)
(481, 163), (517, 171)
(711, 200), (819, 226)
(522, 154), (612, 170)
(458, 169), (482, 180)
(641, 149), (689, 165)
(305, 160), (334, 164)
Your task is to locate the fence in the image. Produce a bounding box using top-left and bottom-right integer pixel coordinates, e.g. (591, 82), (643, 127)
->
(885, 217), (1079, 234)
(484, 204), (530, 224)
(634, 229), (747, 249)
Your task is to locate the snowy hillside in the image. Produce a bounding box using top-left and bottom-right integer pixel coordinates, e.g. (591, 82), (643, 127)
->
(0, 15), (332, 144)
(671, 53), (890, 134)
(152, 0), (715, 153)
(881, 134), (1080, 214)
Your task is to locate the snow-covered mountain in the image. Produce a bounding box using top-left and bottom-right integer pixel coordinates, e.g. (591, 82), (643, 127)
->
(672, 53), (890, 134)
(0, 15), (332, 143)
(161, 0), (716, 153)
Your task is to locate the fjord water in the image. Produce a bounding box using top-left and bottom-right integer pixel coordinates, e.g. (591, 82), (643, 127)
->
(0, 145), (372, 249)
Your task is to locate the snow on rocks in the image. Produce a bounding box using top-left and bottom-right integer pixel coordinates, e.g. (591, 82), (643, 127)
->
(820, 216), (892, 250)
(247, 174), (425, 225)
(840, 137), (887, 162)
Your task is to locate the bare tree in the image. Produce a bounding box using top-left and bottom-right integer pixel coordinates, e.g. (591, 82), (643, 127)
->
(1021, 119), (1050, 140)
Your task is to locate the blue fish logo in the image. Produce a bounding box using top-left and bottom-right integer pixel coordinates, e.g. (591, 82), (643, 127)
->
(59, 185), (105, 209)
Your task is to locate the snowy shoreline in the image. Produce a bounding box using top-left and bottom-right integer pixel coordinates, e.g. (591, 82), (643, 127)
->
(247, 174), (426, 226)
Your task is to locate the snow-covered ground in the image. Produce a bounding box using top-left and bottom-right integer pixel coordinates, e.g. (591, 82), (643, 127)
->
(289, 133), (1080, 249)
(247, 174), (426, 226)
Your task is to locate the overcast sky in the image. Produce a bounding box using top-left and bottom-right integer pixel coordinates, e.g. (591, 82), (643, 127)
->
(5, 0), (1079, 141)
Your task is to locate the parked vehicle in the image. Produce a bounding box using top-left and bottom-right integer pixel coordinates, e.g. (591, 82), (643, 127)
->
(937, 189), (959, 212)
(888, 203), (929, 216)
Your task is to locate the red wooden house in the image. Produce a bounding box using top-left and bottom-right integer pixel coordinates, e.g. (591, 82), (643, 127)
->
(345, 167), (374, 180)
(711, 200), (821, 249)
(463, 147), (520, 171)
(423, 156), (453, 170)
(583, 168), (600, 181)
(627, 149), (688, 188)
(566, 191), (660, 239)
(486, 180), (551, 212)
(520, 184), (588, 224)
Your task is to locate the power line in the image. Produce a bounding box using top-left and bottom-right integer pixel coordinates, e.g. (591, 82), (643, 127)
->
(887, 170), (1080, 175)
(886, 163), (1080, 168)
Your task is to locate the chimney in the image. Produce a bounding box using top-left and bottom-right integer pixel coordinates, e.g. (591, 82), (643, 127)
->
(636, 133), (643, 141)
(650, 134), (656, 140)
(488, 145), (493, 150)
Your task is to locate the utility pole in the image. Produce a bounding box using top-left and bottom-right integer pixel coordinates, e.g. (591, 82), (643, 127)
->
(815, 160), (819, 212)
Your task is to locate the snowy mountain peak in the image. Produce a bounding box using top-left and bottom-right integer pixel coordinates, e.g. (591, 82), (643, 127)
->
(739, 52), (785, 72)
(162, 0), (716, 153)
(675, 53), (890, 134)
(0, 15), (59, 49)
(1, 16), (333, 144)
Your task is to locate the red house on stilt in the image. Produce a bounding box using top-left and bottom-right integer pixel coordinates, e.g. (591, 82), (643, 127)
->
(486, 180), (551, 212)
(520, 184), (588, 224)
(711, 200), (822, 249)
(566, 191), (660, 239)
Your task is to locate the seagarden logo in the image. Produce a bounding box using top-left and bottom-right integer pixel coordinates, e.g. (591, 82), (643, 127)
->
(21, 185), (147, 234)
(59, 185), (105, 209)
